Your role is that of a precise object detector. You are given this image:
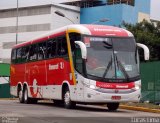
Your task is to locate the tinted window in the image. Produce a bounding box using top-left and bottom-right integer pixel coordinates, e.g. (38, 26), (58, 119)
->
(38, 42), (46, 60)
(75, 47), (83, 74)
(11, 49), (16, 64)
(21, 46), (30, 63)
(112, 38), (136, 51)
(57, 36), (68, 58)
(69, 33), (81, 52)
(47, 39), (57, 58)
(29, 44), (37, 61)
(16, 48), (22, 63)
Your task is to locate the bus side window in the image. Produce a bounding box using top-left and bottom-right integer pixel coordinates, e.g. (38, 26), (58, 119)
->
(29, 44), (37, 61)
(38, 42), (46, 60)
(57, 36), (68, 59)
(16, 48), (22, 63)
(21, 46), (29, 63)
(11, 49), (17, 64)
(47, 39), (57, 58)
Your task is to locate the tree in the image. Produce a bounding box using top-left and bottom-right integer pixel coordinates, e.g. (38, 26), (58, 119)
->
(122, 20), (160, 61)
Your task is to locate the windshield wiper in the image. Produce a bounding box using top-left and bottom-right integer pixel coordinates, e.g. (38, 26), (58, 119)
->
(115, 55), (129, 81)
(102, 56), (112, 80)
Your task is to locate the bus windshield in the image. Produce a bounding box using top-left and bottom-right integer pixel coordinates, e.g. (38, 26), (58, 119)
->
(83, 36), (140, 82)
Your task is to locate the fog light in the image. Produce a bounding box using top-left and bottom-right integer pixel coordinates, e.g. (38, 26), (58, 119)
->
(135, 84), (140, 90)
(90, 85), (96, 89)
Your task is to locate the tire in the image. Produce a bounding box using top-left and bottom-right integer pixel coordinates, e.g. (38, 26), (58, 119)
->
(53, 100), (63, 106)
(18, 89), (24, 103)
(24, 86), (37, 104)
(63, 87), (76, 109)
(107, 103), (119, 111)
(24, 86), (30, 104)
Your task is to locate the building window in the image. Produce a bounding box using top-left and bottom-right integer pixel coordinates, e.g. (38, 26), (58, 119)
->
(107, 0), (135, 6)
(0, 23), (50, 34)
(0, 6), (51, 18)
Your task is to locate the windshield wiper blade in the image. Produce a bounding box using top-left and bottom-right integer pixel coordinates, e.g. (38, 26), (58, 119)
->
(102, 56), (112, 80)
(115, 55), (129, 81)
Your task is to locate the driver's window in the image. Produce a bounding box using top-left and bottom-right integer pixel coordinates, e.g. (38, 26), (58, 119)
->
(75, 46), (83, 74)
(69, 33), (83, 74)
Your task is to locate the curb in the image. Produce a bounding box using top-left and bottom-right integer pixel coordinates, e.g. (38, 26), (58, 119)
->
(0, 98), (18, 100)
(120, 105), (160, 114)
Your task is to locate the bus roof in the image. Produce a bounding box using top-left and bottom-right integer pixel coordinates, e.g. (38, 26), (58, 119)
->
(13, 24), (133, 49)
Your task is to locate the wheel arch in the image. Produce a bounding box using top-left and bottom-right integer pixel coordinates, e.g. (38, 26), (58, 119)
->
(62, 81), (70, 99)
(17, 82), (23, 96)
(23, 82), (30, 96)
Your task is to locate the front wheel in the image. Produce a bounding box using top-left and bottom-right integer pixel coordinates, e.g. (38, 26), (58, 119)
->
(63, 87), (76, 109)
(107, 103), (119, 111)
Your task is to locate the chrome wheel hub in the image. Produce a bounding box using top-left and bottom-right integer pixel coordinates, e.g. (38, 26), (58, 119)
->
(64, 91), (70, 105)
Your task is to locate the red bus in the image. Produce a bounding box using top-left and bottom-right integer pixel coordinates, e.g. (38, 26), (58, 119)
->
(10, 24), (149, 110)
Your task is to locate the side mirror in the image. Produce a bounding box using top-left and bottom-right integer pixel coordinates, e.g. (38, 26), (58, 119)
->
(75, 41), (87, 59)
(137, 43), (150, 60)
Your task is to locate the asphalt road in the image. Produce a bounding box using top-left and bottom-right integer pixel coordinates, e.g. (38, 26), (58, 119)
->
(0, 100), (159, 123)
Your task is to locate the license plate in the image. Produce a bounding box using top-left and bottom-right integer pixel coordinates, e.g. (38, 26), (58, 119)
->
(111, 96), (121, 100)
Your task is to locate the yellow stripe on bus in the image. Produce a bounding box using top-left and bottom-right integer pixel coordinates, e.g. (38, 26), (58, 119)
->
(67, 29), (81, 33)
(66, 30), (76, 85)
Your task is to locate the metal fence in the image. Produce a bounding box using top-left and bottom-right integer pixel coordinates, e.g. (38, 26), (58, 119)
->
(140, 61), (160, 103)
(0, 63), (11, 98)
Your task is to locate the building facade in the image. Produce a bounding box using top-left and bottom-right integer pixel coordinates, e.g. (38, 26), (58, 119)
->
(61, 0), (160, 25)
(0, 2), (80, 63)
(80, 0), (151, 25)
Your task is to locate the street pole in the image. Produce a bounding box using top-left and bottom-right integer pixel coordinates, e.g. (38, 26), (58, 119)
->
(54, 10), (75, 24)
(16, 0), (19, 44)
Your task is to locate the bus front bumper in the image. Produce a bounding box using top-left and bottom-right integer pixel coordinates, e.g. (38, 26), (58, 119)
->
(83, 87), (141, 103)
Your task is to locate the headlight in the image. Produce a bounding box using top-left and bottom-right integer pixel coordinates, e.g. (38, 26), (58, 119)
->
(83, 82), (99, 90)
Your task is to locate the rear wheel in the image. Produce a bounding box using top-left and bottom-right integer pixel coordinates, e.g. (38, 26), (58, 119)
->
(18, 88), (24, 103)
(63, 87), (76, 109)
(24, 86), (30, 104)
(107, 103), (119, 111)
(24, 86), (37, 104)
